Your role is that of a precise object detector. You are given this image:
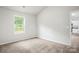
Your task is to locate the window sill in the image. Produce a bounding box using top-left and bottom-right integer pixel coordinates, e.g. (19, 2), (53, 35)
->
(15, 31), (25, 34)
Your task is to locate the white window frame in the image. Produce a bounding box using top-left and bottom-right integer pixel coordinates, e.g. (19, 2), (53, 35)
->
(14, 15), (25, 34)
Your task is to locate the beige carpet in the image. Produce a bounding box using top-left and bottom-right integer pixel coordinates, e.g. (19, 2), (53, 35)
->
(0, 38), (78, 53)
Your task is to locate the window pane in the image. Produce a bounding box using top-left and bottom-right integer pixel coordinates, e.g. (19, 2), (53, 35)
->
(15, 16), (24, 33)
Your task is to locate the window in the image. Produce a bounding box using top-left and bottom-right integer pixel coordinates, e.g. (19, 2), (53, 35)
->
(14, 16), (25, 33)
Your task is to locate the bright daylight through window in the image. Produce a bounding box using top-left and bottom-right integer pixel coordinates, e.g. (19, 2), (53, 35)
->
(14, 16), (25, 33)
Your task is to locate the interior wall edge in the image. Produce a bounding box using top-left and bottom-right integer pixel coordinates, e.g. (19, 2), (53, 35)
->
(0, 36), (38, 45)
(38, 36), (71, 46)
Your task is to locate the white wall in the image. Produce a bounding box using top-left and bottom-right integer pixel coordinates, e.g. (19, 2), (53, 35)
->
(0, 7), (37, 45)
(37, 6), (79, 45)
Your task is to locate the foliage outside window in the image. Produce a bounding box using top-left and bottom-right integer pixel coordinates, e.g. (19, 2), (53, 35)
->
(14, 16), (25, 33)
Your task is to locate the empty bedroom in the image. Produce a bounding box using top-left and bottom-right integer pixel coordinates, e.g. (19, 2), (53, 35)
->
(0, 6), (79, 53)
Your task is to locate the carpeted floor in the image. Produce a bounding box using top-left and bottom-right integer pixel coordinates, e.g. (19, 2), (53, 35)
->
(0, 38), (78, 53)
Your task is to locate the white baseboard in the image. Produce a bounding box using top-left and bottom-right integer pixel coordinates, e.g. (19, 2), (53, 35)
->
(0, 36), (37, 45)
(39, 36), (71, 46)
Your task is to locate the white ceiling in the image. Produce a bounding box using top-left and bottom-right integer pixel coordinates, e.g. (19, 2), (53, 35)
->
(2, 6), (46, 15)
